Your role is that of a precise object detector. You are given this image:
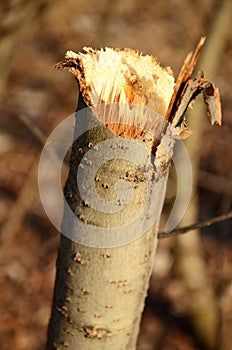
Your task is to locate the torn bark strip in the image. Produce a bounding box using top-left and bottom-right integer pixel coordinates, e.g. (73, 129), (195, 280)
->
(165, 37), (222, 128)
(46, 38), (221, 350)
(203, 82), (222, 125)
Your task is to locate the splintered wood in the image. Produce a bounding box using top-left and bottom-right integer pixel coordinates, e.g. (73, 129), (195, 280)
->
(56, 48), (175, 143)
(165, 37), (222, 127)
(56, 37), (222, 147)
(57, 48), (174, 112)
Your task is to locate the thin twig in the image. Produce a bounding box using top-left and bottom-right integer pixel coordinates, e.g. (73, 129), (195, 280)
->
(158, 210), (232, 239)
(19, 114), (47, 145)
(18, 114), (69, 178)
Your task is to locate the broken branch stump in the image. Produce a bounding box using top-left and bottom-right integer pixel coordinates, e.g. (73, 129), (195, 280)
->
(45, 40), (221, 350)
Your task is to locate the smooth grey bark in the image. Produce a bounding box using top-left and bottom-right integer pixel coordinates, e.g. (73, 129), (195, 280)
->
(46, 96), (172, 350)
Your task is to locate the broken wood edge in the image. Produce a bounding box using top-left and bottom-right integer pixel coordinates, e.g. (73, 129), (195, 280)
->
(165, 37), (206, 123)
(55, 47), (176, 156)
(165, 36), (222, 129)
(55, 39), (222, 159)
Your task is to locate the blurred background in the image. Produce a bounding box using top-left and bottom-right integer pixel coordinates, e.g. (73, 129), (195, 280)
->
(0, 0), (231, 349)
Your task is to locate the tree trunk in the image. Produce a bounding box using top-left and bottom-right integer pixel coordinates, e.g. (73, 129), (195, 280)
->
(45, 48), (176, 350)
(45, 42), (220, 349)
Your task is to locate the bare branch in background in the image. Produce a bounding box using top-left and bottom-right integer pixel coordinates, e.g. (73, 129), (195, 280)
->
(158, 210), (232, 239)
